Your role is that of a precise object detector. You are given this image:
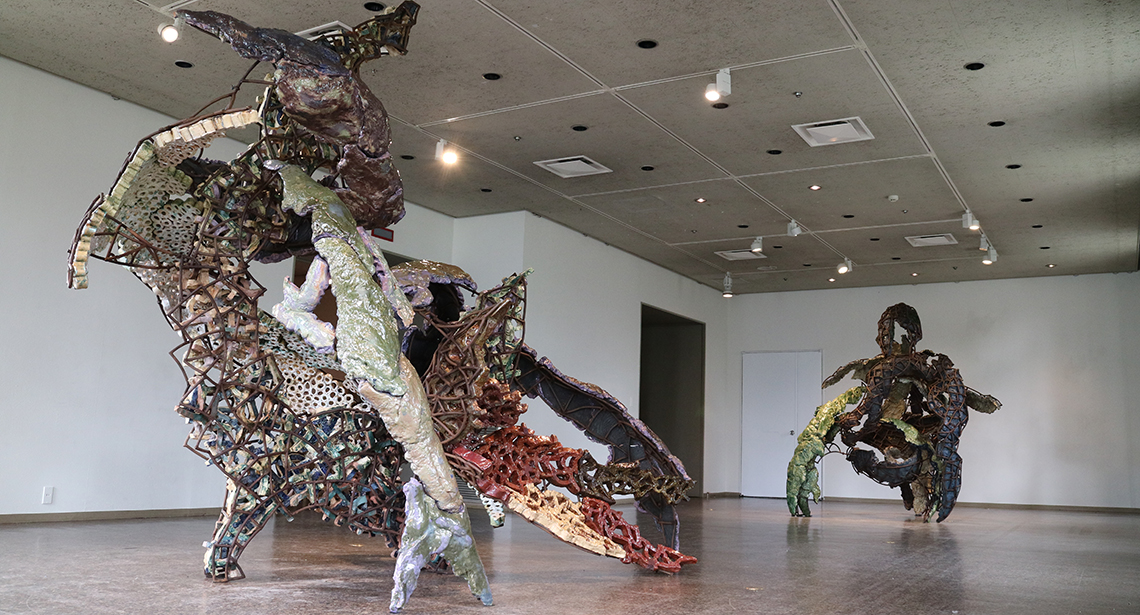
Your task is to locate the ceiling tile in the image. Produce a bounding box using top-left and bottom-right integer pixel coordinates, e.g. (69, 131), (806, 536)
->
(739, 156), (960, 232)
(578, 179), (785, 244)
(490, 0), (854, 85)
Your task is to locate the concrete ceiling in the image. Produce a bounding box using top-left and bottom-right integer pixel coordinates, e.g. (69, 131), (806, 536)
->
(2, 0), (1137, 294)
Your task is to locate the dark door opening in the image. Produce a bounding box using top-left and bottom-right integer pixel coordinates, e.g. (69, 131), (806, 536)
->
(639, 305), (705, 496)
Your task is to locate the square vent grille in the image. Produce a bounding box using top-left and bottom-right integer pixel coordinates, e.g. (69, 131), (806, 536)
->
(792, 117), (874, 147)
(905, 233), (959, 247)
(295, 21), (353, 40)
(715, 249), (768, 261)
(533, 156), (613, 178)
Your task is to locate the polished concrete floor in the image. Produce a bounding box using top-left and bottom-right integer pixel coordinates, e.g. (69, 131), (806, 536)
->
(1, 498), (1137, 614)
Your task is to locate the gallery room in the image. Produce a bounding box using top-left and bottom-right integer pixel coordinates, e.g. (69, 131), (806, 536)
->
(1, 0), (1137, 613)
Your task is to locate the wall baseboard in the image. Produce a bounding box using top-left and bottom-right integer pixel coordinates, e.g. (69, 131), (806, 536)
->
(703, 491), (743, 499)
(0, 507), (218, 525)
(819, 496), (1140, 515)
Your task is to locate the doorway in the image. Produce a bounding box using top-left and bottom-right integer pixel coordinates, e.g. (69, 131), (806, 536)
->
(740, 350), (822, 498)
(639, 305), (705, 496)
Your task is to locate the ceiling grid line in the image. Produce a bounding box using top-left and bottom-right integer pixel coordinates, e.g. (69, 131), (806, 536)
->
(609, 46), (858, 92)
(669, 218), (962, 246)
(828, 1), (979, 221)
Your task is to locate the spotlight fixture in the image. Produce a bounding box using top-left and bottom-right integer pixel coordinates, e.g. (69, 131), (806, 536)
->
(705, 68), (731, 101)
(694, 197), (706, 204)
(979, 235), (990, 251)
(435, 139), (458, 164)
(787, 220), (802, 236)
(722, 272), (734, 298)
(982, 247), (998, 265)
(809, 185), (821, 191)
(962, 212), (980, 231)
(158, 15), (183, 42)
(750, 237), (763, 254)
(837, 258), (852, 274)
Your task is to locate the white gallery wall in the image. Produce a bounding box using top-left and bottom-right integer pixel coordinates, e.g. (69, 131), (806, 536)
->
(723, 273), (1140, 509)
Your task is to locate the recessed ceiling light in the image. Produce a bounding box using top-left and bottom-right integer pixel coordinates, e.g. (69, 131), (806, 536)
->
(988, 120), (1006, 127)
(1032, 224), (1043, 228)
(1040, 246), (1051, 249)
(1006, 164), (1022, 169)
(737, 224), (749, 229)
(641, 165), (655, 171)
(802, 263), (812, 267)
(901, 209), (909, 213)
(483, 72), (502, 80)
(870, 237), (880, 241)
(829, 278), (836, 282)
(964, 62), (985, 71)
(690, 229), (698, 233)
(480, 188), (492, 193)
(766, 149), (782, 155)
(772, 245), (783, 249)
(809, 185), (821, 191)
(1021, 198), (1034, 202)
(891, 257), (901, 260)
(637, 39), (658, 49)
(363, 2), (387, 11)
(174, 60), (194, 68)
(695, 198), (706, 203)
(711, 102), (729, 109)
(842, 214), (854, 219)
(571, 125), (588, 132)
(911, 272), (919, 277)
(400, 155), (415, 160)
(1047, 264), (1056, 268)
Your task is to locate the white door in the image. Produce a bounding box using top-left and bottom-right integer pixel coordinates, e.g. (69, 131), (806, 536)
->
(740, 351), (822, 497)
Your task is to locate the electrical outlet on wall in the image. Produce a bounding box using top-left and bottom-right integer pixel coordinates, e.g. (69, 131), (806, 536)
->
(42, 486), (54, 505)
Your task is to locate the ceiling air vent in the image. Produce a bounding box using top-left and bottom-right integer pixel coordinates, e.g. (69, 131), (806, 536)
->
(715, 249), (768, 261)
(533, 156), (613, 178)
(792, 117), (874, 147)
(905, 233), (959, 247)
(295, 21), (353, 40)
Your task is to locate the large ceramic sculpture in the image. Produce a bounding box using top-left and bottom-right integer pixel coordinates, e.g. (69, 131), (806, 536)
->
(786, 303), (1000, 522)
(67, 4), (693, 612)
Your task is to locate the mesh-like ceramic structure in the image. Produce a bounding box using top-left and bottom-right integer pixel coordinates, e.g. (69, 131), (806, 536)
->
(67, 3), (694, 611)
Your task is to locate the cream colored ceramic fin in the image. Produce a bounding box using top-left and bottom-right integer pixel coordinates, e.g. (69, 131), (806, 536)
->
(505, 484), (625, 558)
(68, 109), (261, 289)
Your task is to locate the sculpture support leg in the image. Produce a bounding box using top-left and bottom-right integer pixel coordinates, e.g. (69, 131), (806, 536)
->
(389, 479), (492, 613)
(203, 481), (279, 581)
